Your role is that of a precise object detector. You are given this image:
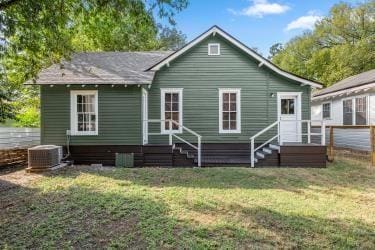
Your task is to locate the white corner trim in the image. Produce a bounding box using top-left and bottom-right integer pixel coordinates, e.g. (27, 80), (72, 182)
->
(208, 43), (220, 55)
(219, 88), (241, 134)
(149, 26), (322, 88)
(70, 90), (98, 136)
(142, 88), (149, 145)
(160, 88), (183, 134)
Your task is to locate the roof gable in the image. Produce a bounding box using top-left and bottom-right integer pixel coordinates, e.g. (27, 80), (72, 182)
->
(148, 25), (322, 88)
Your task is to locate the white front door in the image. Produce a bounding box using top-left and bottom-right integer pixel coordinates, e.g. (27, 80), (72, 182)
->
(142, 89), (148, 145)
(278, 93), (301, 144)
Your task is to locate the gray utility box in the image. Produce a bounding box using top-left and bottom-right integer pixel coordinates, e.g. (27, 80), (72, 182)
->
(115, 153), (134, 168)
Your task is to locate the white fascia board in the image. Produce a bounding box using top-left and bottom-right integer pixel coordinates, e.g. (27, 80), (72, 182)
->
(312, 82), (375, 101)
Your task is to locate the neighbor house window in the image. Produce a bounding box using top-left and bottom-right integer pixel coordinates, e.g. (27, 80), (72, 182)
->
(322, 102), (331, 120)
(161, 88), (183, 133)
(355, 96), (367, 125)
(219, 88), (241, 133)
(70, 90), (98, 135)
(343, 96), (368, 125)
(208, 43), (220, 55)
(343, 99), (353, 125)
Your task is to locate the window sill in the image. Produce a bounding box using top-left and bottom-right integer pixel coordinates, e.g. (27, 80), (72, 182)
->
(70, 132), (98, 136)
(219, 130), (241, 134)
(160, 130), (183, 135)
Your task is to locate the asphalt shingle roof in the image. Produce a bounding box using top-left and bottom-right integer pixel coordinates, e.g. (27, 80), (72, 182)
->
(30, 51), (173, 85)
(313, 69), (375, 97)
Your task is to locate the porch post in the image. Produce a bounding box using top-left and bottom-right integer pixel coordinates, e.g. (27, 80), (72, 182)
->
(169, 120), (172, 146)
(307, 121), (311, 144)
(321, 120), (326, 146)
(197, 136), (202, 167)
(251, 138), (255, 167)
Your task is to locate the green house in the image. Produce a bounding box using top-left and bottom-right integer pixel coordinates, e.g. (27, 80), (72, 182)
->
(30, 26), (326, 167)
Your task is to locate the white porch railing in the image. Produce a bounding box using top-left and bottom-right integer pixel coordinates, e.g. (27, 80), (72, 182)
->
(250, 120), (326, 168)
(144, 119), (202, 167)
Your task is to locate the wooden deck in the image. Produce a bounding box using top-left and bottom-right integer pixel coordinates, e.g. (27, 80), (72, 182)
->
(64, 143), (327, 168)
(280, 143), (326, 168)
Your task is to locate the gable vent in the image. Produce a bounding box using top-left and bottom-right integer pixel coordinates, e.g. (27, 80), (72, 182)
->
(208, 43), (220, 56)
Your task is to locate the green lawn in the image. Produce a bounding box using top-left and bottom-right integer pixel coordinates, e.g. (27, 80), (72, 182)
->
(1, 157), (374, 249)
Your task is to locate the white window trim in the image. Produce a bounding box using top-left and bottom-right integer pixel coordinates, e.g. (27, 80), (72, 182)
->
(342, 94), (369, 125)
(219, 88), (241, 134)
(70, 90), (98, 136)
(160, 88), (183, 134)
(208, 43), (220, 56)
(322, 101), (332, 120)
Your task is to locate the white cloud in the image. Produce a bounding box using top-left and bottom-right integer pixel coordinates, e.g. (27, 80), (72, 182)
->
(229, 0), (290, 18)
(285, 14), (323, 31)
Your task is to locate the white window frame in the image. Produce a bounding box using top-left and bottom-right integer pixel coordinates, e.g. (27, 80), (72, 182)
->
(160, 88), (183, 134)
(70, 90), (98, 136)
(342, 94), (369, 125)
(219, 88), (241, 134)
(208, 43), (220, 56)
(322, 101), (332, 120)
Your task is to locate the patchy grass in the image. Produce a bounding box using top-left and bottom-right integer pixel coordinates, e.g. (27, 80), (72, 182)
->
(1, 157), (375, 249)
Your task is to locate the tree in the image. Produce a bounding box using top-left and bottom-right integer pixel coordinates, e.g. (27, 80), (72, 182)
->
(158, 26), (187, 50)
(268, 43), (283, 60)
(272, 1), (375, 86)
(0, 0), (188, 125)
(0, 85), (15, 123)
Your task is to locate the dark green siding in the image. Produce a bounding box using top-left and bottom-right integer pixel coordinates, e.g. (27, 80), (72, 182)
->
(41, 34), (311, 146)
(41, 85), (142, 145)
(148, 35), (311, 144)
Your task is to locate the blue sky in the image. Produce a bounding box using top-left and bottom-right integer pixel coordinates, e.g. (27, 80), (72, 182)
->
(162, 0), (360, 56)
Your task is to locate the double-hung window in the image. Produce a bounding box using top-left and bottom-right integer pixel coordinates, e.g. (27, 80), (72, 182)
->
(355, 96), (367, 125)
(343, 99), (353, 125)
(322, 102), (331, 120)
(219, 88), (241, 133)
(161, 88), (183, 133)
(70, 90), (98, 135)
(342, 96), (368, 125)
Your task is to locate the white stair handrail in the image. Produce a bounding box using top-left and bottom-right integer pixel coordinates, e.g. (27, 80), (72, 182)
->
(169, 120), (202, 167)
(250, 121), (279, 168)
(144, 119), (202, 167)
(250, 119), (326, 168)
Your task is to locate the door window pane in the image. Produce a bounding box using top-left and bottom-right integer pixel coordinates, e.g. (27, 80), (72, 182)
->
(281, 99), (295, 115)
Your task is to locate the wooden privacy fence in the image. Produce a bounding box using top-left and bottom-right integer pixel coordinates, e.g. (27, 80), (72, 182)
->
(312, 125), (374, 166)
(0, 127), (40, 149)
(0, 127), (40, 167)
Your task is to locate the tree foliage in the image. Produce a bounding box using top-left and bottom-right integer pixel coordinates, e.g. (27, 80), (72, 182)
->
(158, 25), (187, 50)
(0, 0), (188, 125)
(272, 1), (375, 86)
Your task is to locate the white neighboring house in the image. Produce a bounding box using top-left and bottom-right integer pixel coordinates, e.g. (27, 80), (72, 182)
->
(311, 69), (375, 126)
